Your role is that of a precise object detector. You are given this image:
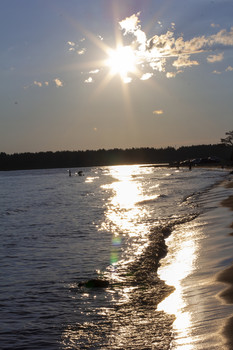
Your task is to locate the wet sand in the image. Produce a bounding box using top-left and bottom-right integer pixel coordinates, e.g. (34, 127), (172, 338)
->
(216, 179), (233, 348)
(221, 181), (233, 234)
(158, 173), (233, 349)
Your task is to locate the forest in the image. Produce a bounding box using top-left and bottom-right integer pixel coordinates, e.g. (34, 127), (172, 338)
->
(0, 144), (232, 171)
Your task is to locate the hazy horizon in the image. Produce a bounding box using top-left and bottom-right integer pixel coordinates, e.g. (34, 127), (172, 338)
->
(1, 0), (233, 154)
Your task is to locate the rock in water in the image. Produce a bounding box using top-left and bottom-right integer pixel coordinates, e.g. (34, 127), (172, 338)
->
(78, 279), (109, 288)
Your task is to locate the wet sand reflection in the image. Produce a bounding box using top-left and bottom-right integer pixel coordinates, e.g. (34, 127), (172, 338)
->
(158, 221), (202, 349)
(218, 183), (233, 349)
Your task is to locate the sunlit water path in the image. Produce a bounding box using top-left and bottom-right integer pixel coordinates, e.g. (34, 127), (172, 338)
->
(0, 165), (231, 349)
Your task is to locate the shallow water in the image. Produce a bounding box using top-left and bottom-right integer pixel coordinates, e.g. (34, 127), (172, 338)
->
(0, 165), (230, 349)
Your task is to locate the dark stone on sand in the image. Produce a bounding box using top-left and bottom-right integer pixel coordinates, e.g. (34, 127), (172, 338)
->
(78, 279), (109, 288)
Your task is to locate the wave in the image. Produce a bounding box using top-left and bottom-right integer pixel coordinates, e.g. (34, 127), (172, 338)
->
(73, 213), (199, 349)
(136, 194), (168, 205)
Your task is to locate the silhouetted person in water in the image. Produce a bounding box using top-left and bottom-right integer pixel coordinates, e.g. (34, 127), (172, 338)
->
(189, 161), (192, 171)
(68, 170), (71, 177)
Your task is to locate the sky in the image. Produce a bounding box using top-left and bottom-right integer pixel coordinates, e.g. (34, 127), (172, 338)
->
(1, 0), (233, 154)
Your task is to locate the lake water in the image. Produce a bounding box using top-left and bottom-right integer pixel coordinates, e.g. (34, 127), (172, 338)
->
(0, 165), (231, 349)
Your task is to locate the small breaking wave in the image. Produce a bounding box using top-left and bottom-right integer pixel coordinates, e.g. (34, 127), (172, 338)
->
(136, 194), (168, 205)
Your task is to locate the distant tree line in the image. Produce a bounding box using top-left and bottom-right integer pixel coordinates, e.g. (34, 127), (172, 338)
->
(0, 144), (232, 171)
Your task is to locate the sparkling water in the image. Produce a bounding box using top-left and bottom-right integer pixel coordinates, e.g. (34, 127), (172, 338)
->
(0, 165), (229, 349)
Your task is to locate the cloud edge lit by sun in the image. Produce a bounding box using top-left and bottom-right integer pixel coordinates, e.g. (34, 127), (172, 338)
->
(74, 13), (233, 85)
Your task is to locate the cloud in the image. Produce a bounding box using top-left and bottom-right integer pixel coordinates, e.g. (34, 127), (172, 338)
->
(27, 79), (64, 89)
(226, 65), (233, 71)
(166, 72), (176, 78)
(140, 73), (153, 80)
(67, 39), (87, 55)
(85, 13), (233, 84)
(211, 23), (220, 28)
(123, 76), (132, 84)
(119, 12), (147, 49)
(117, 14), (233, 76)
(89, 69), (100, 74)
(166, 71), (183, 78)
(153, 109), (164, 115)
(84, 77), (94, 83)
(34, 80), (42, 87)
(53, 78), (63, 87)
(173, 55), (199, 68)
(77, 48), (86, 55)
(67, 41), (76, 51)
(207, 52), (224, 63)
(119, 13), (141, 34)
(212, 70), (221, 74)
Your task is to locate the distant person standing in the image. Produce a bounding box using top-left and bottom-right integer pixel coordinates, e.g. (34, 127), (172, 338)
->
(68, 170), (71, 177)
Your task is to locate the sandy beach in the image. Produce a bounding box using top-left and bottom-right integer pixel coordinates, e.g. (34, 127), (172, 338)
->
(216, 179), (233, 349)
(158, 171), (233, 350)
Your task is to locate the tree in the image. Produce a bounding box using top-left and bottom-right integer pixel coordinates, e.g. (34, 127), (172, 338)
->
(221, 130), (233, 162)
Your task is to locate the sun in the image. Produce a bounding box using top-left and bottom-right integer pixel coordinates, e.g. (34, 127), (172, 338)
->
(106, 45), (137, 82)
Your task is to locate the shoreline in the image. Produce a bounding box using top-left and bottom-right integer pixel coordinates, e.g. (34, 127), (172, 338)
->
(216, 179), (233, 348)
(157, 171), (233, 349)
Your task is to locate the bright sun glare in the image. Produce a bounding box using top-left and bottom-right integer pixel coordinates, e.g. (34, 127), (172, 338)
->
(106, 45), (137, 81)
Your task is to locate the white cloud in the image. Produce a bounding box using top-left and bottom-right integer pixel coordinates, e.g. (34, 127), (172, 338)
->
(149, 58), (166, 72)
(77, 48), (86, 55)
(89, 69), (100, 74)
(84, 77), (93, 83)
(173, 55), (199, 68)
(86, 13), (233, 84)
(166, 70), (183, 78)
(119, 13), (141, 34)
(207, 52), (224, 63)
(34, 81), (42, 87)
(140, 73), (153, 80)
(67, 41), (76, 51)
(166, 72), (177, 78)
(53, 78), (63, 87)
(119, 13), (233, 67)
(123, 76), (132, 84)
(67, 39), (87, 55)
(212, 70), (221, 74)
(226, 65), (233, 71)
(67, 41), (75, 46)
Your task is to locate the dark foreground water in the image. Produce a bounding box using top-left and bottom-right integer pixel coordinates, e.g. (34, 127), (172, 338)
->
(0, 165), (230, 349)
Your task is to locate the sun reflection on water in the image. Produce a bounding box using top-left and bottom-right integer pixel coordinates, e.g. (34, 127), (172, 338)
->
(100, 165), (155, 237)
(62, 165), (179, 349)
(157, 222), (202, 349)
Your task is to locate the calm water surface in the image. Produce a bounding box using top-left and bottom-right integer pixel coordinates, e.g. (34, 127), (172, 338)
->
(0, 165), (230, 349)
